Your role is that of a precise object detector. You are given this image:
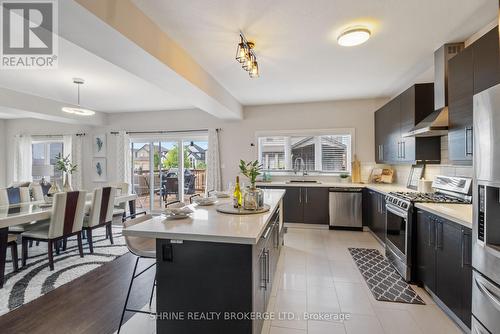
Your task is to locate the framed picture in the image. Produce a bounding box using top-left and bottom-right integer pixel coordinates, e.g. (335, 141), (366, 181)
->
(93, 134), (106, 157)
(92, 158), (107, 182)
(407, 164), (425, 190)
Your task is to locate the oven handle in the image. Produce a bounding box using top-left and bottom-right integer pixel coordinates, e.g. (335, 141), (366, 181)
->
(474, 273), (500, 312)
(386, 203), (408, 219)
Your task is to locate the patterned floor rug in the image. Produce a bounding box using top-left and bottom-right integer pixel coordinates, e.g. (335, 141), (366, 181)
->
(349, 248), (425, 305)
(0, 226), (129, 316)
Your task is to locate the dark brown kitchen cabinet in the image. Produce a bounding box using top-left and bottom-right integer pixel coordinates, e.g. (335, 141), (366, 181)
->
(448, 46), (474, 164)
(282, 187), (303, 223)
(374, 83), (440, 164)
(415, 210), (436, 292)
(447, 26), (500, 165)
(415, 209), (472, 329)
(363, 189), (386, 244)
(261, 186), (329, 224)
(473, 27), (500, 95)
(303, 187), (329, 224)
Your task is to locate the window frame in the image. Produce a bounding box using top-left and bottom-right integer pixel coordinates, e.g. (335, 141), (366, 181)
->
(31, 138), (65, 180)
(256, 128), (355, 175)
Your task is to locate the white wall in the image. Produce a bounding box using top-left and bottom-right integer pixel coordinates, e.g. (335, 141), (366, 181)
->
(4, 119), (96, 189)
(0, 120), (6, 187)
(107, 98), (387, 186)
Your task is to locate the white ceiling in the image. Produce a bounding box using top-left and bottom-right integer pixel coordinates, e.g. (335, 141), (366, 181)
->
(0, 36), (191, 113)
(133, 0), (497, 105)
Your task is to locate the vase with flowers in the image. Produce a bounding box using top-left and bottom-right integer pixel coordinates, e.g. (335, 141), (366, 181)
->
(55, 153), (78, 192)
(239, 159), (264, 210)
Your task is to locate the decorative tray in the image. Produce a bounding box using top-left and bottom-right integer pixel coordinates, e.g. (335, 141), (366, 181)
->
(216, 203), (270, 215)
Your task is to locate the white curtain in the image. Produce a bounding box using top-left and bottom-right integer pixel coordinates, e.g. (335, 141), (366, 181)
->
(115, 131), (131, 186)
(13, 134), (32, 182)
(64, 135), (83, 190)
(206, 128), (222, 192)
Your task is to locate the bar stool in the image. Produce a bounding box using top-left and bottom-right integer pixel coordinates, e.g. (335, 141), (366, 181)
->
(118, 213), (156, 334)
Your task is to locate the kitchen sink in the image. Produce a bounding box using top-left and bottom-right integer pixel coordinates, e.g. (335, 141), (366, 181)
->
(286, 180), (321, 184)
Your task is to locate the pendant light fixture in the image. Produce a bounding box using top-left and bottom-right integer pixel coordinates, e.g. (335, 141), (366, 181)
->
(235, 32), (259, 78)
(62, 78), (95, 116)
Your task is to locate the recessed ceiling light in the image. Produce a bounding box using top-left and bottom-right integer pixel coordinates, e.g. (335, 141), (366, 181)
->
(337, 27), (371, 47)
(62, 78), (95, 116)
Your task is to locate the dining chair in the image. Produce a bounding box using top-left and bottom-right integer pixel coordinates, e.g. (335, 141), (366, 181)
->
(118, 213), (156, 334)
(109, 182), (129, 222)
(0, 187), (30, 206)
(82, 187), (116, 253)
(21, 191), (87, 271)
(30, 183), (45, 202)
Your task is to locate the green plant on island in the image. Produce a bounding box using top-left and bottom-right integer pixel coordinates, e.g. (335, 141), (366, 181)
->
(239, 160), (263, 188)
(55, 153), (78, 174)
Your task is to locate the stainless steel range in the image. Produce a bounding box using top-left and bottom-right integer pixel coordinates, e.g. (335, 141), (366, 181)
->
(385, 175), (472, 282)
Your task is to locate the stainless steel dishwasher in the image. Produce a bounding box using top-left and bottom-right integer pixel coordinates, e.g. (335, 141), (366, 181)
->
(329, 187), (363, 230)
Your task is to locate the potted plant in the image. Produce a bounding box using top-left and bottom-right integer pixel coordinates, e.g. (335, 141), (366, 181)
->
(55, 153), (78, 192)
(239, 160), (264, 210)
(339, 173), (351, 183)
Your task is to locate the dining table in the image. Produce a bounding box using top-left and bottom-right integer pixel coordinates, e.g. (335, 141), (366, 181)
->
(0, 193), (138, 288)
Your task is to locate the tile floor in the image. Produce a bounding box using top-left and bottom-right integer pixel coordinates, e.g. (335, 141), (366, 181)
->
(117, 227), (464, 334)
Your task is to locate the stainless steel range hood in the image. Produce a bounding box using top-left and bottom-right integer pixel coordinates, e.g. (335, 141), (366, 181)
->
(403, 43), (464, 138)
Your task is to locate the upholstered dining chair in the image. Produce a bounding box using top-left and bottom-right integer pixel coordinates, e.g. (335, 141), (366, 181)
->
(109, 182), (129, 222)
(0, 187), (30, 206)
(118, 213), (156, 334)
(30, 183), (45, 202)
(82, 187), (116, 253)
(21, 191), (87, 271)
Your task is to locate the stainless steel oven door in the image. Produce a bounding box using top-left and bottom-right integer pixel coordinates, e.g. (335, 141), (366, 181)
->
(472, 270), (500, 333)
(386, 204), (408, 256)
(385, 203), (410, 280)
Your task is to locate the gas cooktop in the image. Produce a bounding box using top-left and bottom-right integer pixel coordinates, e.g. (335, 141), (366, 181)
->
(388, 191), (471, 204)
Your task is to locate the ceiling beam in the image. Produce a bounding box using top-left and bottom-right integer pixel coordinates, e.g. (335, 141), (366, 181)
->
(61, 0), (242, 119)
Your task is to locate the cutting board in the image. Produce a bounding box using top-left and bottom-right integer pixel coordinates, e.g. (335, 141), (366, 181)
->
(351, 155), (361, 183)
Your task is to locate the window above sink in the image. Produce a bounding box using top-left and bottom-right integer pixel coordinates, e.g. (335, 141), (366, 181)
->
(256, 128), (354, 175)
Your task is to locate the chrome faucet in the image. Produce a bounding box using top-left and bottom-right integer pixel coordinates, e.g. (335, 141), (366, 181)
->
(293, 157), (308, 176)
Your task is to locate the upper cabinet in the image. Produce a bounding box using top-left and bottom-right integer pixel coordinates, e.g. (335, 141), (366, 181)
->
(448, 27), (500, 165)
(473, 27), (500, 95)
(375, 83), (441, 164)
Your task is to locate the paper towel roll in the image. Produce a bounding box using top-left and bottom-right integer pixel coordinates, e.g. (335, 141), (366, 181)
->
(418, 179), (433, 193)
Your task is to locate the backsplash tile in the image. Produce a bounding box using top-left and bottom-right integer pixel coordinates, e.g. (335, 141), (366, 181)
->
(391, 135), (473, 186)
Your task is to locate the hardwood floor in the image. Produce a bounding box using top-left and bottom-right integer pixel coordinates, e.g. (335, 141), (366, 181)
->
(0, 252), (156, 334)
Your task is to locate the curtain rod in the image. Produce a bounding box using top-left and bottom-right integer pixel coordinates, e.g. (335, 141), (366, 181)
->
(31, 133), (86, 137)
(110, 128), (221, 135)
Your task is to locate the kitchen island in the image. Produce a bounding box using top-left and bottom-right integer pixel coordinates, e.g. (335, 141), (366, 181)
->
(122, 189), (285, 334)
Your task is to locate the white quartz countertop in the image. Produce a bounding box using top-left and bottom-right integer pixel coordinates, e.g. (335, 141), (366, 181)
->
(256, 181), (415, 195)
(122, 189), (285, 245)
(415, 203), (473, 228)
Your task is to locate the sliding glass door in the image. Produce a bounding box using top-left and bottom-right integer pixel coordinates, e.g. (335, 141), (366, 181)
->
(130, 135), (208, 213)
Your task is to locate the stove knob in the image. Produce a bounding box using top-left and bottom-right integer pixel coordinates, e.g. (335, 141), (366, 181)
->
(402, 203), (408, 209)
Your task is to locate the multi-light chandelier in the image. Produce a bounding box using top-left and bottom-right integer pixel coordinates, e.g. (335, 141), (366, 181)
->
(235, 32), (259, 78)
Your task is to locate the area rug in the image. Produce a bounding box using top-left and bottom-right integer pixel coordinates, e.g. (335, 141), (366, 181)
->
(0, 226), (129, 316)
(348, 248), (425, 305)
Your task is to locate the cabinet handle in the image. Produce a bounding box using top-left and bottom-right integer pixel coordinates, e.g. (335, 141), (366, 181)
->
(305, 188), (308, 203)
(299, 188), (302, 203)
(162, 244), (173, 262)
(402, 141), (406, 159)
(397, 142), (401, 159)
(264, 249), (270, 284)
(428, 219), (432, 246)
(435, 220), (443, 250)
(260, 251), (266, 289)
(465, 127), (473, 156)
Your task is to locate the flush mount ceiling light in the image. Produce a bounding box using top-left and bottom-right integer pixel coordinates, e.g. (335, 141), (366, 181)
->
(337, 26), (371, 47)
(61, 78), (95, 116)
(235, 32), (259, 78)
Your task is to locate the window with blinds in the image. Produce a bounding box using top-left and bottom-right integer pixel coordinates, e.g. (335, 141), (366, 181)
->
(257, 132), (352, 174)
